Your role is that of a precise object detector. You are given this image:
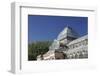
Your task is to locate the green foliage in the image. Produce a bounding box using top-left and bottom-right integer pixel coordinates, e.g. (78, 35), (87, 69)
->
(28, 41), (52, 61)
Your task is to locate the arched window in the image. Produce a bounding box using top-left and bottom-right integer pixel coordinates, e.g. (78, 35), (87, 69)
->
(79, 51), (83, 58)
(76, 52), (80, 58)
(75, 54), (77, 58)
(72, 53), (75, 58)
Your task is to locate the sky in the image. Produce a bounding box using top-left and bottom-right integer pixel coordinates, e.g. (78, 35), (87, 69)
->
(28, 15), (88, 43)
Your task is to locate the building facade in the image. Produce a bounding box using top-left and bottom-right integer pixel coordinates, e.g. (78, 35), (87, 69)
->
(37, 26), (88, 60)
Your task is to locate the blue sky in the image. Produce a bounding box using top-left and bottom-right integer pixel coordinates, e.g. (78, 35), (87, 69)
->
(28, 15), (88, 43)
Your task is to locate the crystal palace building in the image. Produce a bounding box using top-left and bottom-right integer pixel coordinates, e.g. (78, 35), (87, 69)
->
(37, 26), (88, 60)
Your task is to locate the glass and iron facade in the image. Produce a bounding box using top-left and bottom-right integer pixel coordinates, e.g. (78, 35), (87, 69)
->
(37, 27), (88, 60)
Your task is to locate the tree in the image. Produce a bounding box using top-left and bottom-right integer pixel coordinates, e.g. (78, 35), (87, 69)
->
(28, 41), (52, 60)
